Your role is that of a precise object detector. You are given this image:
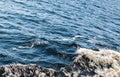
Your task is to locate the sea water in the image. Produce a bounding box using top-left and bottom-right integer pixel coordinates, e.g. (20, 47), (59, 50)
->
(0, 0), (120, 70)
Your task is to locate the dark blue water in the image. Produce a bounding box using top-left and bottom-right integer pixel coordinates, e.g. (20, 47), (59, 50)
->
(0, 0), (120, 69)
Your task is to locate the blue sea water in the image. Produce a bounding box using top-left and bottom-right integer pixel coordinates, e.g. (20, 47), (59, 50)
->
(0, 0), (120, 69)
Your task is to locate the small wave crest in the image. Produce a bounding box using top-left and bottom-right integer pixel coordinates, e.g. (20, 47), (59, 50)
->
(12, 41), (43, 50)
(62, 35), (85, 41)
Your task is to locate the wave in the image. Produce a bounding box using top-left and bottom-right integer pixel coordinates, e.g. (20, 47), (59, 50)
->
(12, 41), (42, 50)
(62, 35), (85, 41)
(0, 48), (120, 77)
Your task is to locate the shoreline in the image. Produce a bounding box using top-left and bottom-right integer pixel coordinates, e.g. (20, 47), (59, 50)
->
(0, 48), (120, 77)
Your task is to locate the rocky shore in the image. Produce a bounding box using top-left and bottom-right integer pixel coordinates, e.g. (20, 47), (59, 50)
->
(0, 48), (120, 77)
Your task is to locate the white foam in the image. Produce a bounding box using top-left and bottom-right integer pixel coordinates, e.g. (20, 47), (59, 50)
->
(62, 35), (84, 41)
(72, 35), (84, 40)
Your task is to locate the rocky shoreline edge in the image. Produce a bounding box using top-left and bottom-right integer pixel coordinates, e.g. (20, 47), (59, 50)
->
(0, 48), (120, 77)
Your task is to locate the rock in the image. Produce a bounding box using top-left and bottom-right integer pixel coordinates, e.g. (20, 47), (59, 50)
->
(0, 48), (120, 77)
(0, 64), (57, 77)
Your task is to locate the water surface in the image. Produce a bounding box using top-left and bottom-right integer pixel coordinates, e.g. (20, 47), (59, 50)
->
(0, 0), (120, 69)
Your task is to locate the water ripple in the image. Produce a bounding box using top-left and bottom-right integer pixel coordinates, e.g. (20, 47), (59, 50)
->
(0, 0), (119, 69)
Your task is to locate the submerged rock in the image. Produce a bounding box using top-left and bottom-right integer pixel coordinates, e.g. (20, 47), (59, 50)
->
(0, 48), (120, 77)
